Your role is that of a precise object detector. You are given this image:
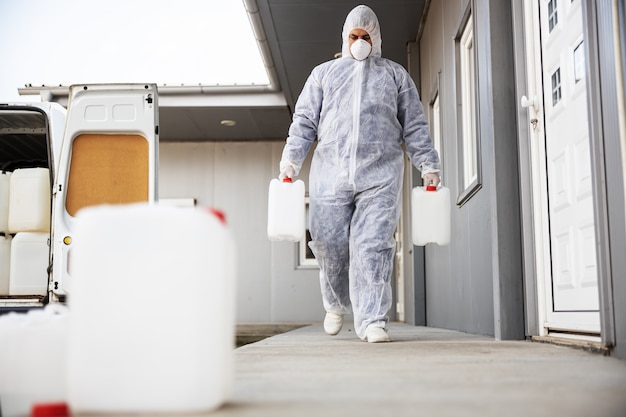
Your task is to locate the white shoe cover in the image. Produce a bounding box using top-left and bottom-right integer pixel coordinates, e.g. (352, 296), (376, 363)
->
(365, 326), (390, 343)
(324, 312), (343, 336)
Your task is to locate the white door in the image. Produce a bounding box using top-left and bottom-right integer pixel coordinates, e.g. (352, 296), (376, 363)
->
(523, 0), (600, 334)
(51, 84), (159, 297)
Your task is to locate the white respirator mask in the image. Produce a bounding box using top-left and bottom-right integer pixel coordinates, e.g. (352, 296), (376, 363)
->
(350, 39), (372, 61)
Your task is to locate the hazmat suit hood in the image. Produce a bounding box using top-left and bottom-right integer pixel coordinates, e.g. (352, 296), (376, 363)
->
(341, 5), (382, 59)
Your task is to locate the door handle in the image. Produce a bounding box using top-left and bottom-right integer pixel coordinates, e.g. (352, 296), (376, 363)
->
(521, 95), (539, 112)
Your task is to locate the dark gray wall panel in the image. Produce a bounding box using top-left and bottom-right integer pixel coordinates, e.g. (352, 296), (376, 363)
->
(418, 0), (496, 337)
(417, 0), (525, 339)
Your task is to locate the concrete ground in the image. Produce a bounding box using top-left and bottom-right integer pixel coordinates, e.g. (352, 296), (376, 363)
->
(210, 322), (626, 417)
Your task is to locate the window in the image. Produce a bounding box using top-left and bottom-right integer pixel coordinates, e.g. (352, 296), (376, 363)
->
(574, 41), (585, 83)
(548, 0), (559, 32)
(298, 197), (317, 268)
(432, 93), (442, 161)
(460, 22), (477, 189)
(551, 68), (562, 105)
(429, 73), (443, 173)
(455, 8), (481, 205)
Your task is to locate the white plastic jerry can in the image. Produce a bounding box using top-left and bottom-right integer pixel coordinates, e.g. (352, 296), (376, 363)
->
(9, 232), (49, 296)
(267, 178), (305, 242)
(0, 234), (11, 295)
(0, 171), (10, 233)
(8, 168), (51, 233)
(412, 185), (451, 246)
(0, 304), (69, 417)
(67, 203), (236, 414)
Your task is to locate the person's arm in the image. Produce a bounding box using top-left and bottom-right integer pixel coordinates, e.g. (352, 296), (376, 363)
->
(279, 69), (324, 178)
(396, 68), (441, 184)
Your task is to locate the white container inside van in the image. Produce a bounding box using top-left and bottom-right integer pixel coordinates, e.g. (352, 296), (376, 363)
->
(9, 232), (49, 295)
(0, 171), (10, 233)
(8, 168), (51, 233)
(0, 234), (11, 295)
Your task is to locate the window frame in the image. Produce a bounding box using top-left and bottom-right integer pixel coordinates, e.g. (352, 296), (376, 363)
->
(548, 0), (559, 32)
(551, 67), (563, 105)
(455, 4), (482, 206)
(573, 40), (585, 84)
(298, 196), (318, 268)
(429, 71), (443, 175)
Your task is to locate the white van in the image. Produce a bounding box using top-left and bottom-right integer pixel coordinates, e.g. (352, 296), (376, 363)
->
(0, 84), (159, 309)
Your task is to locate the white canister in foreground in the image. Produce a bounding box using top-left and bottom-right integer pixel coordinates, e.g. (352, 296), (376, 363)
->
(0, 304), (69, 417)
(66, 204), (236, 414)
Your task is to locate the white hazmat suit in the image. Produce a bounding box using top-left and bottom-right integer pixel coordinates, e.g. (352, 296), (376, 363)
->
(279, 5), (440, 340)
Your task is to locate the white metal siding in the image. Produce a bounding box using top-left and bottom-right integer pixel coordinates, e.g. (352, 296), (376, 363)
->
(159, 141), (321, 323)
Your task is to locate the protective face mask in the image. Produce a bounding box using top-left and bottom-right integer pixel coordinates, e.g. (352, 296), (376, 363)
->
(350, 39), (372, 61)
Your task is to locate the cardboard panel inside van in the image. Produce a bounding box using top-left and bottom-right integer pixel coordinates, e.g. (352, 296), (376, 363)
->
(66, 134), (148, 216)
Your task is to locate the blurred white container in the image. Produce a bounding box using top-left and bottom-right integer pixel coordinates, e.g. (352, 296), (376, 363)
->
(9, 232), (49, 296)
(67, 203), (236, 414)
(412, 185), (451, 246)
(267, 178), (305, 241)
(0, 234), (11, 295)
(0, 304), (69, 417)
(0, 171), (10, 233)
(8, 168), (51, 233)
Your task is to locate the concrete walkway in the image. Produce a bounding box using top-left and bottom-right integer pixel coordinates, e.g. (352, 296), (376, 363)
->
(211, 322), (626, 417)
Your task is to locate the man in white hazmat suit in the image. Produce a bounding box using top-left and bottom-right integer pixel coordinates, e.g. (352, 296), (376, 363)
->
(279, 4), (441, 343)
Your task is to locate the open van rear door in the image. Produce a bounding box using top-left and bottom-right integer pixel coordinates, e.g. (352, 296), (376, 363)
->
(51, 84), (159, 298)
(0, 102), (66, 309)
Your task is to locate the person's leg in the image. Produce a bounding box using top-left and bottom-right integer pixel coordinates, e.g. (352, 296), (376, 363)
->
(308, 196), (354, 318)
(349, 187), (400, 341)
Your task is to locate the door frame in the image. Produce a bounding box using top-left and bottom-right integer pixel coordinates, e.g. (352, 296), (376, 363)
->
(534, 0), (600, 335)
(513, 0), (604, 340)
(582, 0), (626, 354)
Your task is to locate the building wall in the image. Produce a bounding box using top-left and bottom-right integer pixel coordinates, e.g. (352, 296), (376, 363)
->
(158, 141), (322, 324)
(418, 0), (495, 336)
(418, 0), (525, 338)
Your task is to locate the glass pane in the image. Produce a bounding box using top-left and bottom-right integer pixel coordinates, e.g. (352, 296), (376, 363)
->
(460, 19), (477, 188)
(574, 41), (585, 83)
(551, 68), (562, 105)
(549, 0), (559, 32)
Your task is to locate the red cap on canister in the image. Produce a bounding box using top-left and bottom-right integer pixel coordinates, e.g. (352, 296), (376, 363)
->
(282, 177), (293, 183)
(202, 207), (227, 224)
(426, 185), (437, 191)
(31, 403), (70, 417)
